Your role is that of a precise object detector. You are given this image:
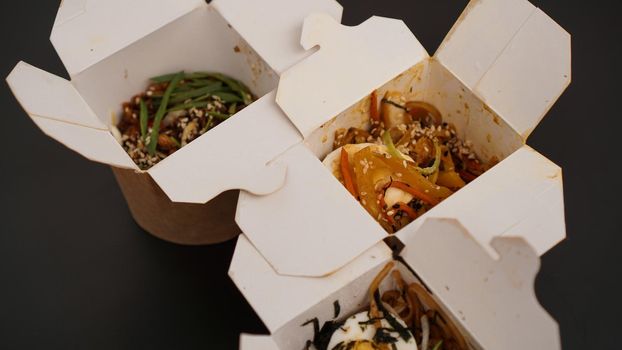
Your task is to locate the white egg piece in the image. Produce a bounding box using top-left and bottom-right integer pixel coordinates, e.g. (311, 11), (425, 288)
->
(383, 187), (414, 209)
(327, 311), (417, 350)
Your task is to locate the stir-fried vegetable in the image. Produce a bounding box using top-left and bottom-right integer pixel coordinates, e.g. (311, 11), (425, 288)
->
(115, 71), (255, 169)
(304, 262), (468, 350)
(327, 90), (491, 233)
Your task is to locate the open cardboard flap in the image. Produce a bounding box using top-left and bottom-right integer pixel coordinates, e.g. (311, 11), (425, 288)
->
(51, 0), (205, 77)
(396, 218), (560, 349)
(402, 145), (565, 258)
(6, 62), (136, 169)
(277, 14), (428, 138)
(148, 91), (302, 203)
(232, 218), (560, 350)
(8, 0), (345, 204)
(213, 0), (343, 75)
(236, 143), (564, 277)
(237, 1), (568, 277)
(435, 0), (571, 138)
(229, 234), (392, 333)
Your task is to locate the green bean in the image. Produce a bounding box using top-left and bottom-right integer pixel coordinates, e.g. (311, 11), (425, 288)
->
(212, 91), (243, 103)
(148, 72), (184, 156)
(139, 99), (148, 139)
(169, 82), (224, 104)
(207, 111), (232, 120)
(167, 101), (211, 112)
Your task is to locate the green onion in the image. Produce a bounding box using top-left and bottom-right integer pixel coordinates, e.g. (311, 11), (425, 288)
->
(149, 72), (181, 83)
(415, 140), (441, 176)
(167, 101), (211, 112)
(431, 340), (443, 350)
(187, 79), (218, 87)
(382, 130), (441, 176)
(212, 91), (243, 103)
(169, 82), (224, 104)
(207, 111), (232, 120)
(169, 136), (181, 148)
(148, 71), (184, 156)
(201, 115), (215, 134)
(228, 103), (237, 115)
(139, 98), (148, 140)
(382, 130), (408, 161)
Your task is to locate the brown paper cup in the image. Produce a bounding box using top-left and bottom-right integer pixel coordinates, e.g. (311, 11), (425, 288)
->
(111, 167), (239, 245)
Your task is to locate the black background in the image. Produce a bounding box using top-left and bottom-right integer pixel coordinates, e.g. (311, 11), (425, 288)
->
(1, 0), (620, 349)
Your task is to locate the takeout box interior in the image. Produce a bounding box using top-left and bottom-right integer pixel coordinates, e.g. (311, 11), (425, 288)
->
(6, 0), (342, 243)
(235, 0), (570, 277)
(231, 218), (561, 350)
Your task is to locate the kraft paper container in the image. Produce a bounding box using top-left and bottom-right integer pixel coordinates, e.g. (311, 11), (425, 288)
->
(6, 0), (343, 244)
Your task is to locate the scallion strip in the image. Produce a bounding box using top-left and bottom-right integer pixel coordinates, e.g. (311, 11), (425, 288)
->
(167, 101), (210, 112)
(148, 72), (184, 156)
(382, 130), (408, 161)
(139, 98), (148, 139)
(169, 82), (224, 104)
(415, 140), (441, 176)
(207, 111), (232, 120)
(431, 340), (443, 350)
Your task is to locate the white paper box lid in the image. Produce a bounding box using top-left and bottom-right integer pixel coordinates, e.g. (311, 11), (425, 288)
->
(213, 0), (343, 75)
(277, 14), (428, 138)
(8, 0), (345, 204)
(229, 234), (393, 333)
(231, 219), (560, 350)
(148, 91), (302, 202)
(237, 144), (564, 277)
(237, 0), (569, 277)
(52, 0), (205, 77)
(6, 62), (135, 169)
(52, 0), (343, 77)
(436, 0), (571, 138)
(396, 218), (561, 349)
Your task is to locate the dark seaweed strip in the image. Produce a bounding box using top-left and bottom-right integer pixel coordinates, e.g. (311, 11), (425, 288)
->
(374, 290), (413, 342)
(381, 98), (408, 111)
(333, 300), (341, 319)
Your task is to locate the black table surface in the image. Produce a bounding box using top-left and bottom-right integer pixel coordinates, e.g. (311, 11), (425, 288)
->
(1, 0), (619, 349)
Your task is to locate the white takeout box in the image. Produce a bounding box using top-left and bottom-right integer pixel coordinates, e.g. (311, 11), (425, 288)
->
(232, 218), (561, 349)
(6, 0), (343, 244)
(229, 0), (570, 348)
(234, 0), (571, 277)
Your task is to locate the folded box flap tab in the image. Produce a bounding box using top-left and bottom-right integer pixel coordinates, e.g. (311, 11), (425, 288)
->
(229, 234), (392, 334)
(277, 14), (428, 139)
(29, 117), (137, 169)
(212, 0), (343, 75)
(51, 0), (205, 76)
(239, 334), (278, 350)
(7, 62), (107, 129)
(6, 62), (135, 169)
(398, 145), (565, 258)
(436, 0), (570, 139)
(398, 218), (561, 350)
(236, 143), (386, 277)
(148, 91), (301, 204)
